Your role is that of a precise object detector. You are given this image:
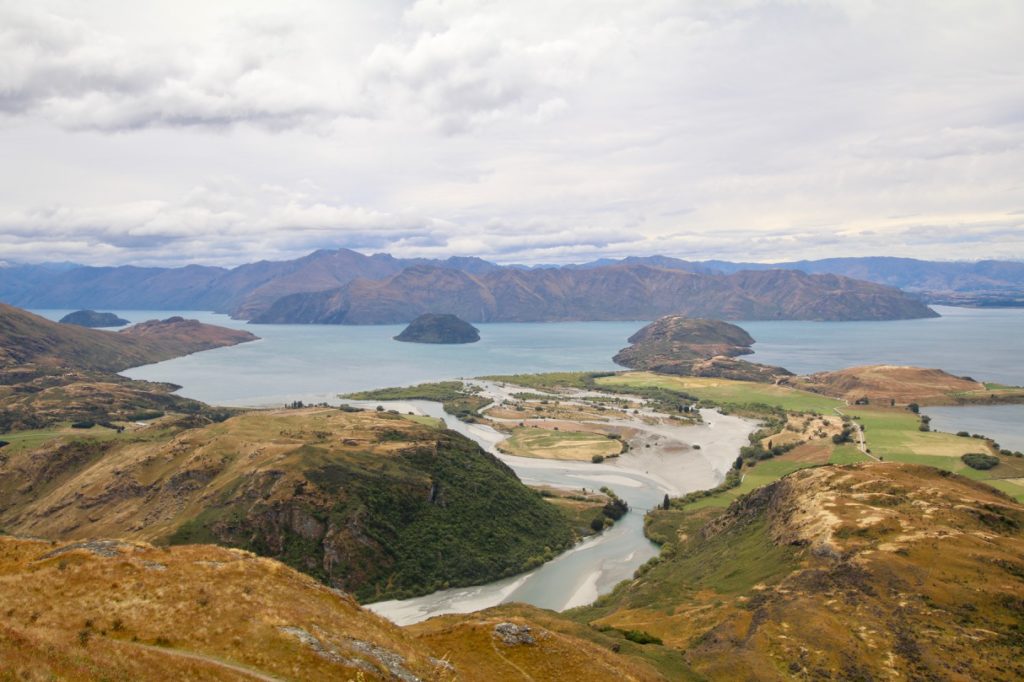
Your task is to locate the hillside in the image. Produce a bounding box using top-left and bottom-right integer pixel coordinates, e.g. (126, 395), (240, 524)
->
(395, 314), (481, 344)
(0, 407), (579, 602)
(253, 264), (937, 324)
(785, 365), (992, 405)
(0, 304), (257, 373)
(572, 462), (1024, 680)
(0, 535), (657, 681)
(0, 304), (256, 431)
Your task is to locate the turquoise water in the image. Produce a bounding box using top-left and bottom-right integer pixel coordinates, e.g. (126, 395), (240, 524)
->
(31, 305), (1024, 404)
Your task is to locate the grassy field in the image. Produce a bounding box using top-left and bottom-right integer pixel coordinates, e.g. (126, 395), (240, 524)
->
(682, 458), (824, 511)
(497, 427), (623, 461)
(829, 444), (871, 464)
(843, 407), (1024, 502)
(481, 372), (600, 390)
(596, 372), (842, 413)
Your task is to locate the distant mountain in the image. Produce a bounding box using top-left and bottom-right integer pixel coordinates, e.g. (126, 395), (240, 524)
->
(252, 264), (937, 324)
(574, 256), (1024, 303)
(4, 250), (1018, 321)
(0, 249), (506, 318)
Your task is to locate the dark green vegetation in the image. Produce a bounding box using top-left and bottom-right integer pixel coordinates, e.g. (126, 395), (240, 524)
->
(58, 310), (130, 328)
(0, 409), (578, 604)
(962, 452), (1000, 470)
(342, 380), (490, 422)
(393, 313), (480, 344)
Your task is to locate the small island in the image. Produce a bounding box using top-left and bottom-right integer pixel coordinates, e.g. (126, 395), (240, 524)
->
(59, 310), (130, 328)
(613, 315), (791, 382)
(394, 313), (480, 344)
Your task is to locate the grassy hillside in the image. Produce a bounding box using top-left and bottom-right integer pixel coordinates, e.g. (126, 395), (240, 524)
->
(0, 408), (579, 602)
(571, 463), (1024, 680)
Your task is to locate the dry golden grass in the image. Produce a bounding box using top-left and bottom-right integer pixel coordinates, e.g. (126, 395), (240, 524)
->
(787, 364), (989, 405)
(496, 427), (623, 461)
(0, 536), (448, 681)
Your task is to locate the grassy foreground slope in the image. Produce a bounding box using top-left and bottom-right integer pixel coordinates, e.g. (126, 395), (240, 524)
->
(571, 463), (1024, 680)
(0, 535), (658, 681)
(0, 408), (578, 602)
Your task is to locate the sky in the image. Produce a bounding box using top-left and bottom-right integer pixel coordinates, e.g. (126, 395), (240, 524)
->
(1, 0), (1022, 267)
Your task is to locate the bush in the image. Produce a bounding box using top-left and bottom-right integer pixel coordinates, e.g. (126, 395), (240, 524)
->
(956, 431), (970, 437)
(623, 629), (663, 645)
(590, 517), (605, 532)
(70, 421), (95, 429)
(907, 403), (920, 414)
(591, 454), (605, 463)
(961, 452), (999, 470)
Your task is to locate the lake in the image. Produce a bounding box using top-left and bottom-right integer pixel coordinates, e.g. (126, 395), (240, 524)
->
(30, 305), (1024, 405)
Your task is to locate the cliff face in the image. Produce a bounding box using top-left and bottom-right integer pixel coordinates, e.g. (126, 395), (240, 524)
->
(252, 265), (938, 324)
(394, 313), (480, 344)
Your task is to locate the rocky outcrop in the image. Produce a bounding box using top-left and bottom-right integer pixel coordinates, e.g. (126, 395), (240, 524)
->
(394, 314), (480, 344)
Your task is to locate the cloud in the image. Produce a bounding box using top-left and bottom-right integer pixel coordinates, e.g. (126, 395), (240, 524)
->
(0, 0), (1022, 265)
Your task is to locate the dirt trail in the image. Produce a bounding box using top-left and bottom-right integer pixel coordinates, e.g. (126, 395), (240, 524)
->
(115, 640), (284, 681)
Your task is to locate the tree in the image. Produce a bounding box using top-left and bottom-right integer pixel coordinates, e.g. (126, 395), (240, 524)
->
(662, 494), (670, 510)
(907, 402), (920, 414)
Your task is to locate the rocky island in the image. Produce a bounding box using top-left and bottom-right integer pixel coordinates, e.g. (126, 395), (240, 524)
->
(394, 313), (480, 344)
(613, 315), (791, 382)
(58, 309), (130, 327)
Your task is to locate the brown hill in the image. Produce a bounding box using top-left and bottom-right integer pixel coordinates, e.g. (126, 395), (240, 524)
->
(613, 316), (792, 381)
(785, 364), (987, 405)
(574, 462), (1024, 680)
(252, 265), (937, 324)
(0, 304), (257, 373)
(0, 535), (657, 681)
(0, 408), (579, 603)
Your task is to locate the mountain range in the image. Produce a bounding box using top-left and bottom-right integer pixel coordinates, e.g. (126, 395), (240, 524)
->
(4, 249), (1020, 322)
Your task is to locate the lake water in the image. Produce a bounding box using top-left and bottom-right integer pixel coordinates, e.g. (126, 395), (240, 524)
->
(924, 405), (1024, 453)
(30, 305), (1024, 405)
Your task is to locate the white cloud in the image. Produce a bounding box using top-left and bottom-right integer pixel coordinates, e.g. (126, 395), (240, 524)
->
(0, 0), (1022, 266)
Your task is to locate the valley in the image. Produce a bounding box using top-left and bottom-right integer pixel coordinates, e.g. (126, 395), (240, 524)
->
(3, 302), (1024, 679)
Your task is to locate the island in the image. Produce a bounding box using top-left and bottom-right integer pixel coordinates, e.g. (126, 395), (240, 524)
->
(613, 315), (791, 381)
(394, 313), (481, 344)
(58, 309), (130, 328)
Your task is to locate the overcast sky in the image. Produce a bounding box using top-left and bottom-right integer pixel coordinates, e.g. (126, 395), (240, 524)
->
(1, 0), (1022, 267)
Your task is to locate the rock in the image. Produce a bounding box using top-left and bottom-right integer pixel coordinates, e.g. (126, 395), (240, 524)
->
(493, 622), (536, 645)
(59, 310), (130, 328)
(394, 313), (480, 344)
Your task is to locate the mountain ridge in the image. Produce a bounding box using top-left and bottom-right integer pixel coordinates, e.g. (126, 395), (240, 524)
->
(3, 251), (1019, 319)
(253, 264), (937, 324)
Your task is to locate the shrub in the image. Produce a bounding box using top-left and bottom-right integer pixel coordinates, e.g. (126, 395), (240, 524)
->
(590, 517), (605, 532)
(70, 421), (95, 429)
(591, 454), (605, 463)
(956, 431), (970, 437)
(623, 629), (663, 645)
(907, 403), (920, 414)
(961, 452), (999, 470)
